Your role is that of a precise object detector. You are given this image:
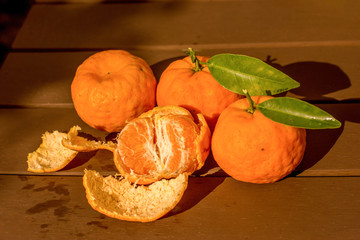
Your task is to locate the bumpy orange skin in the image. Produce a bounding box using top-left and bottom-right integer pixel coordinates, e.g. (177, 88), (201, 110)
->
(156, 56), (240, 131)
(114, 105), (211, 185)
(71, 50), (157, 133)
(211, 96), (306, 184)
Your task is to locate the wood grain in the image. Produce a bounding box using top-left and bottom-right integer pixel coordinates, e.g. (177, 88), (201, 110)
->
(13, 1), (360, 49)
(1, 46), (359, 106)
(1, 175), (359, 240)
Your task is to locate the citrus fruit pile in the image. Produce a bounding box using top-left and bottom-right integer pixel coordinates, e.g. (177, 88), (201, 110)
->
(27, 49), (340, 222)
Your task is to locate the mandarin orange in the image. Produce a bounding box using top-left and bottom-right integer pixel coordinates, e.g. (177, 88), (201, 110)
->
(211, 96), (306, 184)
(156, 51), (240, 131)
(71, 50), (157, 133)
(114, 105), (211, 184)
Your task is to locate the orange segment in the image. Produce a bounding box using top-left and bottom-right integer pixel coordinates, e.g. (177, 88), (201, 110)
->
(117, 117), (158, 175)
(155, 115), (199, 174)
(117, 114), (199, 177)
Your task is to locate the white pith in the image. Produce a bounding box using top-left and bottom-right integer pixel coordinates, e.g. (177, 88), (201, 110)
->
(156, 117), (188, 173)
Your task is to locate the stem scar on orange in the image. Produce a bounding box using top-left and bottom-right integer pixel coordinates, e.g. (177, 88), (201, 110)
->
(71, 50), (157, 133)
(156, 49), (241, 131)
(211, 96), (307, 184)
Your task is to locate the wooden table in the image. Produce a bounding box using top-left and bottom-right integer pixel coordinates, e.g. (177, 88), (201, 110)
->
(1, 0), (359, 239)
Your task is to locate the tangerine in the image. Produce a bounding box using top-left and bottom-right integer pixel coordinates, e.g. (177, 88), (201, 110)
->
(71, 50), (157, 133)
(114, 105), (211, 184)
(211, 96), (306, 184)
(156, 50), (240, 131)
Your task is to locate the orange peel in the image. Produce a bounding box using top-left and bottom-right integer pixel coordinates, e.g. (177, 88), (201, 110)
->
(27, 126), (79, 172)
(83, 169), (188, 222)
(61, 125), (116, 153)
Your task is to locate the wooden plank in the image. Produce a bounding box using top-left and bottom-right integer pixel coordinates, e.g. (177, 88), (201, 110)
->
(0, 104), (359, 176)
(1, 174), (359, 240)
(12, 1), (360, 49)
(0, 52), (89, 106)
(0, 46), (359, 106)
(34, 0), (252, 3)
(293, 103), (360, 176)
(34, 0), (136, 2)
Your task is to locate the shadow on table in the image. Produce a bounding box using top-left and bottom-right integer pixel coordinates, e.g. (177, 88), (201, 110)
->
(61, 132), (100, 171)
(0, 0), (32, 67)
(165, 176), (225, 219)
(151, 56), (184, 82)
(266, 57), (360, 174)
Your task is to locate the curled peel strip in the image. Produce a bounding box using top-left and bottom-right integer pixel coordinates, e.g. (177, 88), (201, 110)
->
(62, 126), (117, 153)
(27, 126), (80, 172)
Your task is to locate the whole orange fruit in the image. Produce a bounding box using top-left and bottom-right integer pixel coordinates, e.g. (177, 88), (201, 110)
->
(211, 96), (306, 184)
(71, 50), (157, 133)
(156, 52), (240, 131)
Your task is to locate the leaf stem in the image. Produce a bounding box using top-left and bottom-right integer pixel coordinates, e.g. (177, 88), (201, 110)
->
(187, 48), (204, 72)
(243, 89), (255, 114)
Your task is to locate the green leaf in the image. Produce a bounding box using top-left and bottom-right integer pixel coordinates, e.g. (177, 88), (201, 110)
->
(206, 54), (300, 96)
(257, 97), (341, 129)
